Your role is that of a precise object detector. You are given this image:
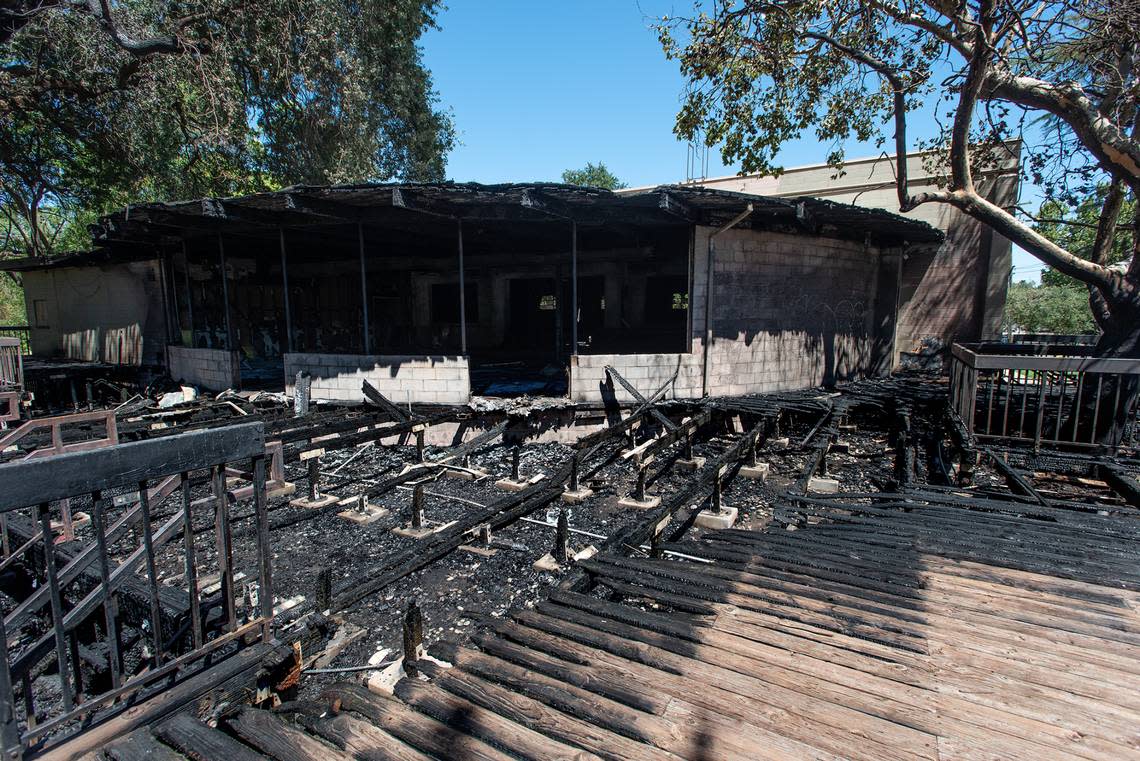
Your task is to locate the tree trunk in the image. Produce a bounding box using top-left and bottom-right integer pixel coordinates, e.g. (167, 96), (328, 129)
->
(1075, 280), (1140, 446)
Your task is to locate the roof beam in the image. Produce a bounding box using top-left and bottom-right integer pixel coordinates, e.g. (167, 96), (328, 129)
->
(657, 191), (703, 224)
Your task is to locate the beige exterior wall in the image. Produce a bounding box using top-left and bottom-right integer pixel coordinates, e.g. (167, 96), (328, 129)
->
(22, 260), (167, 366)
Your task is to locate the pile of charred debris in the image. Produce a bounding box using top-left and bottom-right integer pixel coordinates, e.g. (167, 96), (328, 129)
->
(1, 367), (1138, 753)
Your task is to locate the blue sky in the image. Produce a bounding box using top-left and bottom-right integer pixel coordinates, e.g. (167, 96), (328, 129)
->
(421, 0), (1041, 280)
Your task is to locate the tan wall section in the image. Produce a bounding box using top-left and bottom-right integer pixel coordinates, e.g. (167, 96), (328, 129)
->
(23, 260), (167, 366)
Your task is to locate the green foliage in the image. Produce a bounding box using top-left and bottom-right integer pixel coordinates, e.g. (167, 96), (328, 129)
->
(561, 163), (627, 190)
(1034, 188), (1135, 288)
(0, 274), (24, 325)
(1, 0), (455, 258)
(1003, 281), (1096, 334)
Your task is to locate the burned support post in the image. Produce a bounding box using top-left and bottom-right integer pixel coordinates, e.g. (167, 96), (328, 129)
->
(570, 457), (580, 493)
(358, 223), (371, 354)
(181, 238), (195, 344)
(511, 446), (521, 482)
(308, 458), (320, 502)
(280, 227), (293, 353)
(634, 464), (647, 502)
(294, 371), (311, 417)
(457, 219), (467, 356)
(402, 600), (423, 677)
(571, 221), (578, 354)
(315, 567), (332, 613)
(411, 484), (425, 530)
(553, 508), (570, 563)
(217, 233), (233, 351)
(415, 429), (425, 463)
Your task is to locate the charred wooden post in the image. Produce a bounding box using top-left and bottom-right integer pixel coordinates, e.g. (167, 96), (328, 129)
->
(402, 600), (424, 677)
(478, 523), (492, 546)
(649, 526), (664, 559)
(746, 433), (759, 467)
(294, 371), (311, 417)
(307, 458), (320, 502)
(553, 509), (570, 563)
(569, 457), (580, 493)
(411, 484), (425, 530)
(511, 447), (521, 482)
(683, 433), (694, 461)
(315, 568), (332, 613)
(634, 465), (647, 502)
(712, 476), (723, 514)
(415, 429), (425, 464)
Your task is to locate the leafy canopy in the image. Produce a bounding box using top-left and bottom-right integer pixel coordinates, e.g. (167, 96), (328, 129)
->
(1, 0), (455, 258)
(562, 163), (628, 190)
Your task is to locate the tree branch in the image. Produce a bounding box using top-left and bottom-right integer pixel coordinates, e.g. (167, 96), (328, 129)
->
(83, 0), (183, 56)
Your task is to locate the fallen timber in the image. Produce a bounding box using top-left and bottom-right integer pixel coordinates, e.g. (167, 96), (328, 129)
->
(15, 375), (1140, 760)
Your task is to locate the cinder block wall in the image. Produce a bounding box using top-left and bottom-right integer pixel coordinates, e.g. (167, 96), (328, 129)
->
(569, 353), (702, 404)
(168, 346), (240, 391)
(695, 227), (884, 396)
(283, 354), (469, 405)
(571, 227), (889, 403)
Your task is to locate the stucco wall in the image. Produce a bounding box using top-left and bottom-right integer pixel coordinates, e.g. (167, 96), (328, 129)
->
(168, 346), (240, 391)
(284, 353), (469, 405)
(23, 260), (167, 366)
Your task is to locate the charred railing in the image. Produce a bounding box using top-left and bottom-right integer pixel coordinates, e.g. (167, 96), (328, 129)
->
(0, 338), (23, 391)
(949, 343), (1140, 451)
(0, 422), (273, 758)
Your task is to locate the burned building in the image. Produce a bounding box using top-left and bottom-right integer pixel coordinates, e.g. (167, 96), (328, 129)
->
(4, 183), (943, 405)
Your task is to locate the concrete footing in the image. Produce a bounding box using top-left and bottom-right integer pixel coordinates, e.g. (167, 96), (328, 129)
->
(768, 437), (790, 449)
(675, 457), (706, 472)
(617, 495), (662, 510)
(446, 468), (487, 481)
(561, 488), (594, 504)
(391, 519), (458, 539)
(533, 553), (563, 571)
(289, 494), (340, 509)
(694, 506), (739, 530)
(808, 477), (840, 494)
(739, 463), (770, 481)
(495, 474), (543, 492)
(337, 499), (388, 525)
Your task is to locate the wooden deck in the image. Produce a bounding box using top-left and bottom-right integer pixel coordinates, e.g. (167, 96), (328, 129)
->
(100, 491), (1140, 760)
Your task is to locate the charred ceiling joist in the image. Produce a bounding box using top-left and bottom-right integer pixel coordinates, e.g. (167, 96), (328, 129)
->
(87, 182), (943, 251)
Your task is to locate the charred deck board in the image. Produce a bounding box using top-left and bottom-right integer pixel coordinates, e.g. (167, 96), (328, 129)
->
(175, 500), (1140, 761)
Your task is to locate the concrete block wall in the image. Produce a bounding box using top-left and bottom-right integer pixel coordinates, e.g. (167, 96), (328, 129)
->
(569, 353), (702, 404)
(284, 353), (469, 405)
(570, 228), (888, 403)
(692, 227), (885, 397)
(168, 346), (241, 391)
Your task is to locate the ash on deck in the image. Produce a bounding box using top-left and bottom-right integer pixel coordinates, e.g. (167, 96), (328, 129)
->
(4, 375), (1139, 760)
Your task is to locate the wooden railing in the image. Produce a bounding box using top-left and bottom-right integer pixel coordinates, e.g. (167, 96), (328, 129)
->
(0, 329), (29, 356)
(949, 343), (1140, 452)
(0, 422), (272, 758)
(0, 338), (22, 391)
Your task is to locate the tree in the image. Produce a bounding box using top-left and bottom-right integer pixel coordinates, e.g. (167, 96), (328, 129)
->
(1, 0), (455, 259)
(1034, 186), (1135, 289)
(562, 162), (628, 190)
(1003, 280), (1097, 334)
(657, 0), (1140, 358)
